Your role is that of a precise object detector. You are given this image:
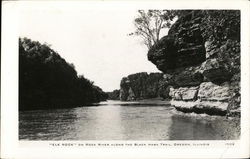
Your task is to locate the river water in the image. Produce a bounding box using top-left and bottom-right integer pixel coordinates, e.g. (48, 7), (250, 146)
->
(19, 100), (240, 140)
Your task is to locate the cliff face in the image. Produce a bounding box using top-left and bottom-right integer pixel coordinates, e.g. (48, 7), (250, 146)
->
(147, 10), (240, 116)
(119, 72), (168, 101)
(107, 89), (120, 100)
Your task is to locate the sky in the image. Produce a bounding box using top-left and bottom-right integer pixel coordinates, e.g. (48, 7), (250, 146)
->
(19, 3), (164, 92)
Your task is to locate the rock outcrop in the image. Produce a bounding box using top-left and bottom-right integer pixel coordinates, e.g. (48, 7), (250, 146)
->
(107, 89), (120, 100)
(148, 11), (206, 72)
(147, 10), (240, 116)
(169, 82), (231, 115)
(119, 72), (168, 101)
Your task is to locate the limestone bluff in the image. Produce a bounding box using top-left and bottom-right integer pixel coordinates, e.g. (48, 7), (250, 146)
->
(147, 10), (240, 117)
(119, 72), (167, 101)
(108, 10), (240, 117)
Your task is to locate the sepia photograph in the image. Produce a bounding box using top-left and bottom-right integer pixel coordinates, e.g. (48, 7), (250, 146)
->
(1, 0), (250, 159)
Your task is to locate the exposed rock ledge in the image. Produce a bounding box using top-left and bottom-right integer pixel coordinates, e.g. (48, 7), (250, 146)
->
(147, 10), (240, 117)
(169, 82), (240, 117)
(171, 100), (228, 116)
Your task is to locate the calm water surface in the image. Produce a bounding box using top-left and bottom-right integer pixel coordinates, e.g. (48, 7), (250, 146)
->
(19, 100), (240, 140)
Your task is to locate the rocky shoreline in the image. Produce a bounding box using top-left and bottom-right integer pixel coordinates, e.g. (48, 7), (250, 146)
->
(147, 10), (240, 117)
(108, 10), (240, 118)
(169, 82), (240, 117)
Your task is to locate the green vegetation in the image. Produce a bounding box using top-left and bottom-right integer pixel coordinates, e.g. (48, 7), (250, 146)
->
(19, 37), (107, 110)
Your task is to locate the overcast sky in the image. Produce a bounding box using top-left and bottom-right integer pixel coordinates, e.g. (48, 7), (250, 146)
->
(19, 4), (163, 92)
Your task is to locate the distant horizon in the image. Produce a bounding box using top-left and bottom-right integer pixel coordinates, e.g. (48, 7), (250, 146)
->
(19, 6), (170, 92)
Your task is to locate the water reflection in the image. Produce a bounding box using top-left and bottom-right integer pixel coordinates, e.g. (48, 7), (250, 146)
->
(168, 115), (214, 140)
(120, 106), (173, 140)
(19, 108), (78, 140)
(72, 106), (124, 140)
(19, 101), (240, 140)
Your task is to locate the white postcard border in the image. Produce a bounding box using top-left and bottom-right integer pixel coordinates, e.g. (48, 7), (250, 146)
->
(1, 1), (250, 159)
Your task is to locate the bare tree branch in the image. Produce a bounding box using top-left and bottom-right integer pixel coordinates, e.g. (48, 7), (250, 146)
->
(129, 10), (177, 50)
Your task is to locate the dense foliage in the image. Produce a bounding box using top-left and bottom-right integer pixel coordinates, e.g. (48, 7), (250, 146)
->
(119, 72), (167, 101)
(19, 37), (107, 110)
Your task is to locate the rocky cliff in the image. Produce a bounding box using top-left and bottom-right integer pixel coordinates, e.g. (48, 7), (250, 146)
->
(148, 10), (240, 116)
(107, 89), (120, 100)
(119, 72), (169, 101)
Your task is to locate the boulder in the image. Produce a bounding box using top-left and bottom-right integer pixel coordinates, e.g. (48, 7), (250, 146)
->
(196, 101), (228, 115)
(171, 99), (228, 116)
(169, 86), (199, 101)
(164, 66), (204, 87)
(148, 11), (206, 73)
(200, 58), (232, 83)
(181, 87), (199, 101)
(170, 81), (231, 116)
(198, 82), (231, 102)
(170, 100), (197, 113)
(173, 67), (204, 87)
(147, 36), (177, 72)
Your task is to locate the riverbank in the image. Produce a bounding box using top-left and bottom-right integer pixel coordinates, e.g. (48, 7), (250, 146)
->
(103, 98), (240, 118)
(131, 98), (170, 105)
(97, 98), (170, 107)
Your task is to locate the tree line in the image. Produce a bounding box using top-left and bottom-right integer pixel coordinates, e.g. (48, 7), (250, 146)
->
(19, 37), (108, 110)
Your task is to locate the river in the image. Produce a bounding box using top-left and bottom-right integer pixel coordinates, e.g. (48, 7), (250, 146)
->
(19, 100), (240, 140)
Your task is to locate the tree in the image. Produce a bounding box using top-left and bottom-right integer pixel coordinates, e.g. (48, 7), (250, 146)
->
(129, 10), (178, 49)
(19, 37), (108, 110)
